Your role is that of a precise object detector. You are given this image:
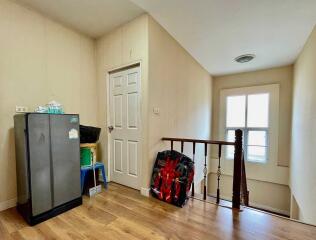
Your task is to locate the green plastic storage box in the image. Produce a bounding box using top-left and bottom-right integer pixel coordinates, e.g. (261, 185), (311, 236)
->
(80, 148), (92, 166)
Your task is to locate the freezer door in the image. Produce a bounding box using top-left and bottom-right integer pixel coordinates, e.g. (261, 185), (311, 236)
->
(27, 114), (53, 216)
(50, 115), (81, 207)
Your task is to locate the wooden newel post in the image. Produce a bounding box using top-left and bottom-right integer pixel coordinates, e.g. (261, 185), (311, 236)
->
(232, 129), (243, 209)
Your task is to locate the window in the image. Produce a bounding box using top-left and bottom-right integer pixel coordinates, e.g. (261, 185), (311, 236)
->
(219, 84), (281, 182)
(224, 92), (270, 163)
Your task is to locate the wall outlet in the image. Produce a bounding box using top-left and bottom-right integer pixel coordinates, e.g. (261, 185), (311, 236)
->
(15, 106), (28, 113)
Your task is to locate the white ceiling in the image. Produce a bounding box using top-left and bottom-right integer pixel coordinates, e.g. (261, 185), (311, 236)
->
(16, 0), (144, 38)
(131, 0), (316, 76)
(16, 0), (316, 76)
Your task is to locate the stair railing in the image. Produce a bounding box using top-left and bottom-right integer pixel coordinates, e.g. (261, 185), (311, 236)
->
(162, 129), (249, 209)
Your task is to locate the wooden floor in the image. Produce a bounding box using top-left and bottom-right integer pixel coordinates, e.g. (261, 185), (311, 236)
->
(0, 183), (315, 240)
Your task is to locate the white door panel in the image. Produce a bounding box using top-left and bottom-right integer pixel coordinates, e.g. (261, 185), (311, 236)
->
(109, 66), (141, 189)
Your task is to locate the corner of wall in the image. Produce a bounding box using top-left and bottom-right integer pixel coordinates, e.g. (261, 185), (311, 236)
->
(290, 25), (316, 225)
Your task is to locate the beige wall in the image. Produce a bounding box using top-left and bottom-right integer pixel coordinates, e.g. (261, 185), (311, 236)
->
(212, 66), (293, 167)
(210, 66), (293, 214)
(291, 26), (316, 225)
(208, 174), (291, 215)
(147, 17), (213, 187)
(0, 6), (212, 208)
(96, 15), (212, 190)
(0, 0), (97, 208)
(96, 14), (149, 188)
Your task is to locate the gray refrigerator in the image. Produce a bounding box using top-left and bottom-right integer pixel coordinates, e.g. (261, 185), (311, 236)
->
(14, 113), (82, 225)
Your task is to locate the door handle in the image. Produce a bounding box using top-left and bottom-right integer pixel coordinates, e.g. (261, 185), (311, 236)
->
(108, 126), (114, 133)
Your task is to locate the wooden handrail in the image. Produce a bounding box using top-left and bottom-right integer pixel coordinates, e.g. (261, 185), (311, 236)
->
(161, 137), (235, 146)
(162, 129), (248, 210)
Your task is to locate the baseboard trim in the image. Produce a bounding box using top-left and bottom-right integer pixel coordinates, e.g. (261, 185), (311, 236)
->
(140, 187), (150, 197)
(0, 198), (17, 212)
(248, 201), (290, 216)
(208, 192), (290, 216)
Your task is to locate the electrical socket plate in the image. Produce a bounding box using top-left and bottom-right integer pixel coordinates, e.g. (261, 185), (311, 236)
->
(16, 106), (28, 113)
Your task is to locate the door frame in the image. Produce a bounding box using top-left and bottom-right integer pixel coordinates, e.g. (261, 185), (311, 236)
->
(105, 61), (143, 189)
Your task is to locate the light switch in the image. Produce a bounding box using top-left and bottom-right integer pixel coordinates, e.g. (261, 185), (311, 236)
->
(153, 107), (160, 115)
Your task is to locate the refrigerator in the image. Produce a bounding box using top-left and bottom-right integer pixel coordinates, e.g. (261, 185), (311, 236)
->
(14, 113), (82, 225)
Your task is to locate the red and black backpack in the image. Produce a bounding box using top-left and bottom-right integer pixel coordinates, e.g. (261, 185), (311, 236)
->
(150, 150), (194, 207)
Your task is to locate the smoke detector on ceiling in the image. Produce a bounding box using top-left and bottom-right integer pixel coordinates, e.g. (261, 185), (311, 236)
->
(235, 54), (256, 63)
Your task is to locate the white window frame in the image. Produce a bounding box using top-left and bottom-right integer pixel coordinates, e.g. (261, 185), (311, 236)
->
(219, 84), (279, 165)
(225, 93), (270, 163)
(226, 127), (269, 163)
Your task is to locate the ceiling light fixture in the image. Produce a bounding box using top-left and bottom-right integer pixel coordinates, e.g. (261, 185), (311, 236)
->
(235, 54), (256, 63)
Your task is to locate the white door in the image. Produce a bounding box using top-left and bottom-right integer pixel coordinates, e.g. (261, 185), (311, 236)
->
(109, 66), (141, 189)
